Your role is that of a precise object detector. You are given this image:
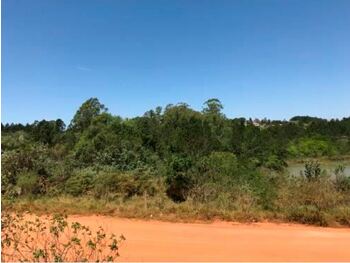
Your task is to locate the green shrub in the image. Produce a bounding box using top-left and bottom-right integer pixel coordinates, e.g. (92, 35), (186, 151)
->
(334, 164), (350, 192)
(1, 213), (125, 262)
(165, 155), (194, 202)
(16, 172), (40, 196)
(93, 169), (162, 199)
(64, 168), (96, 196)
(265, 154), (287, 171)
(199, 152), (238, 175)
(1, 144), (51, 195)
(187, 152), (238, 202)
(333, 206), (350, 226)
(288, 137), (336, 158)
(1, 131), (31, 151)
(241, 169), (277, 210)
(166, 173), (194, 202)
(287, 205), (329, 226)
(276, 174), (344, 225)
(304, 160), (321, 181)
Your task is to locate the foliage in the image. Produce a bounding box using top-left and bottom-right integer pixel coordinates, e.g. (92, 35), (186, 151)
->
(31, 119), (65, 145)
(69, 97), (107, 132)
(64, 168), (96, 197)
(2, 98), (350, 226)
(93, 168), (162, 199)
(1, 213), (125, 262)
(165, 155), (194, 202)
(16, 171), (40, 196)
(265, 154), (287, 171)
(288, 137), (336, 158)
(1, 144), (51, 195)
(1, 131), (32, 151)
(303, 160), (322, 181)
(334, 164), (350, 192)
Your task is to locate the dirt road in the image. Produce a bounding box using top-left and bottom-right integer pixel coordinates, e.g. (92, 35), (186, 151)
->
(69, 215), (350, 262)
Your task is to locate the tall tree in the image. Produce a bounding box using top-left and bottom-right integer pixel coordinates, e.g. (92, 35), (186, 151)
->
(68, 98), (107, 132)
(202, 98), (224, 116)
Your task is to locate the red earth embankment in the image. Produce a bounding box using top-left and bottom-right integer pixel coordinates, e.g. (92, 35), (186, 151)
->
(68, 215), (350, 261)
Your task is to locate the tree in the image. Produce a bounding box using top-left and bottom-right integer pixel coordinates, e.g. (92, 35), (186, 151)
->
(69, 98), (107, 132)
(161, 103), (210, 155)
(31, 119), (66, 145)
(202, 98), (223, 116)
(202, 99), (227, 151)
(55, 119), (66, 132)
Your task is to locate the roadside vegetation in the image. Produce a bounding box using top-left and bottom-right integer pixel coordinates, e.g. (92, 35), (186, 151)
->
(2, 98), (350, 226)
(1, 212), (125, 262)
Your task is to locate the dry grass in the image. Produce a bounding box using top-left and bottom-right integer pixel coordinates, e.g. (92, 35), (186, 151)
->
(3, 177), (350, 227)
(3, 195), (277, 224)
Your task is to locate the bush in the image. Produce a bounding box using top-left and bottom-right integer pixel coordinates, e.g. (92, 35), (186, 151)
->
(287, 205), (329, 226)
(276, 174), (344, 225)
(1, 131), (31, 151)
(304, 160), (321, 181)
(200, 152), (238, 173)
(185, 152), (238, 202)
(265, 154), (287, 171)
(44, 158), (76, 196)
(297, 177), (338, 209)
(333, 206), (350, 226)
(1, 213), (125, 262)
(64, 168), (96, 197)
(16, 172), (40, 196)
(166, 173), (194, 202)
(288, 137), (336, 158)
(241, 169), (277, 210)
(93, 169), (162, 199)
(334, 164), (350, 192)
(165, 155), (194, 202)
(1, 144), (51, 195)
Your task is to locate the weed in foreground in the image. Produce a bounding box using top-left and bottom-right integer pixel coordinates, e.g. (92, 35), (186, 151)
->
(1, 213), (125, 262)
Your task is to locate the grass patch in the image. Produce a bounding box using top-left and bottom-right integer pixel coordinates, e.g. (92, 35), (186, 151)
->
(3, 195), (349, 227)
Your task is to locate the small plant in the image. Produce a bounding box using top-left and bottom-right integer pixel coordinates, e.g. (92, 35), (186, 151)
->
(334, 164), (350, 192)
(334, 164), (345, 176)
(1, 213), (125, 262)
(304, 160), (321, 181)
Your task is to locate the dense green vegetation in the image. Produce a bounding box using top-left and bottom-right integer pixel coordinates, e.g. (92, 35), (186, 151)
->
(2, 98), (350, 226)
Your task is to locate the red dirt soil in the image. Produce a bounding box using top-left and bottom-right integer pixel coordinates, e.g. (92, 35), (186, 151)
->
(68, 215), (350, 262)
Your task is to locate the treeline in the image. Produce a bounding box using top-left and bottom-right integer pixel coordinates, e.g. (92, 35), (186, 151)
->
(2, 98), (350, 225)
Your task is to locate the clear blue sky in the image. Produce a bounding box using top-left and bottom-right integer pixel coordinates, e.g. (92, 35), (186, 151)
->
(2, 0), (350, 124)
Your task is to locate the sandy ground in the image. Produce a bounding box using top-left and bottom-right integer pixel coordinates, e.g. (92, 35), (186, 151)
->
(67, 215), (350, 262)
